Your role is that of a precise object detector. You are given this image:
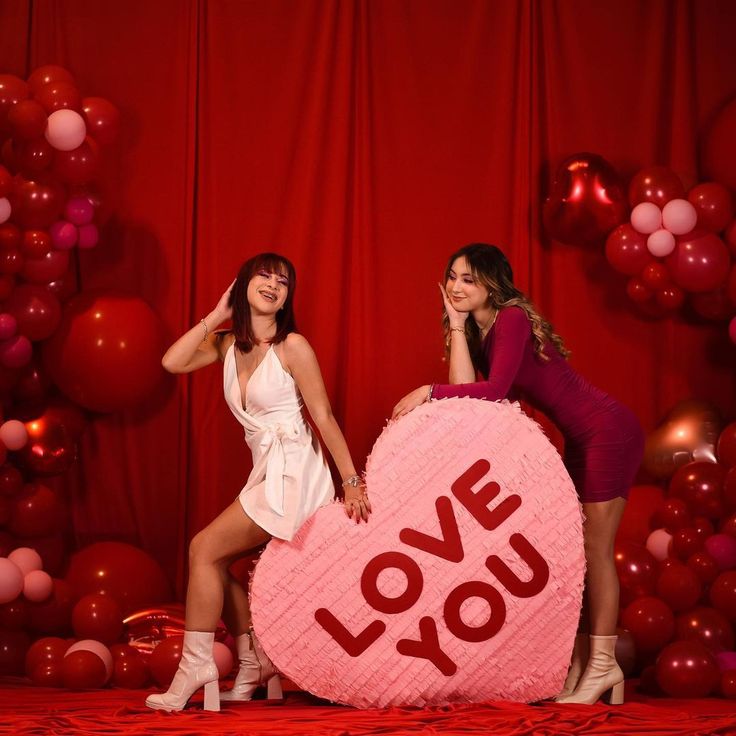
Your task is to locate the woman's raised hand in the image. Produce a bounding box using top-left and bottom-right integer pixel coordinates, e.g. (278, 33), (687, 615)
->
(438, 283), (468, 329)
(214, 279), (236, 322)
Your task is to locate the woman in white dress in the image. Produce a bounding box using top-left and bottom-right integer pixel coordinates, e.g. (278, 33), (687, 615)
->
(146, 253), (370, 712)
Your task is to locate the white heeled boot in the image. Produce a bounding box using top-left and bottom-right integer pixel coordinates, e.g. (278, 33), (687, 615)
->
(556, 634), (624, 705)
(145, 630), (220, 712)
(220, 629), (282, 702)
(554, 633), (590, 701)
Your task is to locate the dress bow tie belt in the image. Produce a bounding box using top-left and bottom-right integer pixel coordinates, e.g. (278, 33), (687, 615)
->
(251, 422), (301, 517)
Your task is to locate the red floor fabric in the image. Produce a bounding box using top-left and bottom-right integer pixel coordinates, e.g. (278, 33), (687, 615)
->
(1, 681), (735, 736)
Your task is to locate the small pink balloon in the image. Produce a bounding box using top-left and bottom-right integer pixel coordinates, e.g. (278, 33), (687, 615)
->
(0, 335), (32, 369)
(730, 317), (736, 345)
(0, 557), (24, 604)
(49, 220), (78, 250)
(7, 547), (42, 575)
(647, 229), (676, 257)
(64, 197), (94, 226)
(0, 198), (10, 225)
(705, 534), (736, 570)
(717, 651), (736, 672)
(0, 419), (28, 450)
(77, 224), (98, 249)
(646, 528), (673, 561)
(23, 569), (53, 602)
(631, 202), (662, 234)
(66, 639), (113, 682)
(662, 199), (698, 235)
(213, 641), (234, 678)
(0, 313), (17, 340)
(45, 109), (86, 152)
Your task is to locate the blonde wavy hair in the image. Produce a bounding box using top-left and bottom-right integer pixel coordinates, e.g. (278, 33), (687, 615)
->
(442, 244), (569, 372)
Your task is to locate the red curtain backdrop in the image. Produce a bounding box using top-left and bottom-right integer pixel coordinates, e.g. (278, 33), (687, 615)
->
(0, 0), (734, 592)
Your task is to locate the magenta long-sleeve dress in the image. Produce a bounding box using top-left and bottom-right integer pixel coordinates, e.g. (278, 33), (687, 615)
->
(431, 306), (644, 503)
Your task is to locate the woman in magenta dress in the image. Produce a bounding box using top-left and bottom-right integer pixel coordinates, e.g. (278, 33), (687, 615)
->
(392, 243), (644, 705)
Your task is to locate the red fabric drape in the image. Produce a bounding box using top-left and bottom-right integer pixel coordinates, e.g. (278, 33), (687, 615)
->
(0, 0), (734, 592)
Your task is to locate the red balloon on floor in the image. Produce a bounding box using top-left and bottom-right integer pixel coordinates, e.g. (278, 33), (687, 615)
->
(62, 649), (107, 689)
(676, 606), (735, 653)
(621, 596), (675, 652)
(148, 635), (183, 688)
(656, 640), (719, 697)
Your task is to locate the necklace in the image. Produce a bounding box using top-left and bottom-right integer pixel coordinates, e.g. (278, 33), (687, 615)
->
(478, 309), (498, 337)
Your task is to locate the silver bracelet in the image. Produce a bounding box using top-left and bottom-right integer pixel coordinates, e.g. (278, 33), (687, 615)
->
(200, 318), (209, 342)
(341, 474), (362, 488)
(427, 384), (434, 402)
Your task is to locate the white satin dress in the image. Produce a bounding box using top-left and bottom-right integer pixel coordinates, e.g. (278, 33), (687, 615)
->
(223, 341), (334, 541)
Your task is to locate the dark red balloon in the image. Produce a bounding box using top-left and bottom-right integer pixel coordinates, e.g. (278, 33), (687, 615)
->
(725, 468), (736, 512)
(7, 100), (47, 141)
(82, 97), (120, 146)
(0, 223), (20, 250)
(654, 498), (692, 533)
(31, 659), (64, 687)
(8, 176), (64, 229)
(688, 183), (734, 233)
(656, 640), (719, 697)
(62, 649), (107, 689)
(15, 138), (54, 176)
(148, 635), (183, 688)
(655, 285), (685, 312)
(27, 66), (74, 96)
(721, 514), (736, 538)
(0, 75), (29, 132)
(605, 224), (652, 276)
(42, 292), (164, 413)
(615, 541), (657, 605)
(21, 230), (51, 259)
(0, 463), (22, 496)
(702, 98), (736, 193)
(9, 483), (63, 537)
(719, 423), (736, 468)
(34, 81), (82, 114)
(24, 635), (70, 675)
(72, 593), (123, 644)
(621, 596), (675, 652)
(666, 231), (731, 293)
(669, 461), (726, 519)
(0, 630), (30, 675)
(5, 284), (61, 342)
(710, 571), (736, 621)
(626, 276), (652, 304)
(0, 598), (27, 630)
(676, 606), (735, 653)
(112, 652), (148, 689)
(27, 578), (75, 634)
(693, 516), (716, 541)
(18, 412), (76, 476)
(629, 166), (686, 207)
(722, 670), (736, 698)
(655, 562), (702, 611)
(52, 140), (98, 185)
(0, 248), (23, 274)
(641, 262), (671, 290)
(690, 288), (735, 321)
(44, 397), (87, 440)
(66, 542), (171, 615)
(543, 153), (628, 247)
(20, 249), (70, 285)
(672, 527), (705, 561)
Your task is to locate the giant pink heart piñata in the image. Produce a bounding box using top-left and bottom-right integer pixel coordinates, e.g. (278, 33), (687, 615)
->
(251, 398), (585, 708)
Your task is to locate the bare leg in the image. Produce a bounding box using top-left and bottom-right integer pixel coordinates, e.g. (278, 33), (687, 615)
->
(581, 497), (626, 635)
(221, 571), (253, 636)
(185, 501), (270, 632)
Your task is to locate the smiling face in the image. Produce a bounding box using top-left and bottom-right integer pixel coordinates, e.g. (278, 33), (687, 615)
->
(445, 256), (492, 313)
(246, 267), (290, 315)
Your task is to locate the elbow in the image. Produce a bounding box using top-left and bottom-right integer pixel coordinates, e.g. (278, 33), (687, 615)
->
(161, 354), (183, 374)
(311, 408), (335, 430)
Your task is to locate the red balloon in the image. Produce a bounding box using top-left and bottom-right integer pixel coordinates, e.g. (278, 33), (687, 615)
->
(112, 652), (148, 689)
(720, 514), (736, 538)
(0, 223), (20, 250)
(655, 561), (702, 611)
(722, 670), (736, 698)
(20, 249), (70, 285)
(27, 578), (75, 634)
(8, 176), (64, 229)
(725, 468), (736, 512)
(0, 463), (22, 496)
(0, 75), (29, 132)
(34, 81), (82, 114)
(605, 224), (652, 276)
(702, 97), (736, 192)
(676, 606), (735, 653)
(654, 498), (692, 533)
(7, 100), (47, 141)
(148, 635), (183, 688)
(5, 284), (61, 341)
(615, 542), (658, 605)
(711, 571), (736, 621)
(44, 397), (87, 440)
(52, 140), (98, 185)
(718, 423), (736, 468)
(626, 276), (652, 304)
(0, 630), (30, 675)
(62, 649), (107, 689)
(13, 359), (51, 407)
(656, 640), (719, 697)
(15, 138), (54, 176)
(25, 635), (70, 675)
(672, 528), (705, 561)
(694, 516), (716, 540)
(629, 166), (685, 207)
(0, 275), (15, 300)
(687, 551), (720, 586)
(21, 230), (51, 259)
(688, 183), (734, 233)
(42, 292), (164, 413)
(617, 485), (666, 545)
(31, 659), (64, 687)
(0, 597), (27, 630)
(28, 66), (75, 96)
(641, 262), (671, 290)
(543, 153), (628, 246)
(621, 596), (675, 652)
(656, 285), (685, 312)
(9, 483), (63, 537)
(66, 542), (171, 615)
(666, 230), (731, 293)
(669, 461), (726, 519)
(72, 593), (124, 644)
(690, 288), (735, 322)
(19, 412), (76, 476)
(82, 97), (120, 146)
(0, 248), (23, 274)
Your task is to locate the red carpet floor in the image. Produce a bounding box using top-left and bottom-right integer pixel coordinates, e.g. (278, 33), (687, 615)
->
(1, 681), (735, 736)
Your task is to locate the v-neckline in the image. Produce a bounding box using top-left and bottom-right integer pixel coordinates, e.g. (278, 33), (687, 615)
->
(232, 342), (272, 411)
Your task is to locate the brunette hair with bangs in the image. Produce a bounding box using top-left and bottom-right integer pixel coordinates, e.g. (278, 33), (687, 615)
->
(227, 252), (297, 352)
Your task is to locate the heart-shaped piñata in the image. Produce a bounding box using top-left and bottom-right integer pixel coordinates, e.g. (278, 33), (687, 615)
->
(251, 398), (584, 707)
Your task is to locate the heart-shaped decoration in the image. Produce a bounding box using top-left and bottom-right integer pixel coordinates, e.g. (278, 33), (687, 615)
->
(251, 398), (584, 707)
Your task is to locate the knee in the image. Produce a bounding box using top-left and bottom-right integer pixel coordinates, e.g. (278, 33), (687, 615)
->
(583, 535), (615, 565)
(189, 530), (216, 567)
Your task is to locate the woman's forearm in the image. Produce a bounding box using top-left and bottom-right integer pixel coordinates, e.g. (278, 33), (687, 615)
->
(161, 309), (225, 373)
(448, 330), (476, 383)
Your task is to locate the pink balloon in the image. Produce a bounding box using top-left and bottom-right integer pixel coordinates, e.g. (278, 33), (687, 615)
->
(0, 558), (24, 604)
(76, 224), (98, 249)
(23, 569), (53, 602)
(66, 639), (112, 682)
(647, 528), (673, 561)
(213, 641), (234, 678)
(0, 198), (10, 225)
(44, 110), (86, 152)
(631, 202), (662, 234)
(705, 534), (736, 571)
(647, 229), (676, 257)
(49, 220), (77, 250)
(0, 420), (28, 450)
(0, 336), (32, 369)
(662, 199), (698, 235)
(64, 197), (94, 226)
(0, 313), (16, 340)
(7, 547), (42, 575)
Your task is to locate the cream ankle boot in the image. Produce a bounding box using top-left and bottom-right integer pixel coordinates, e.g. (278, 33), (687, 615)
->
(220, 629), (282, 702)
(556, 634), (624, 705)
(145, 630), (220, 712)
(554, 632), (590, 701)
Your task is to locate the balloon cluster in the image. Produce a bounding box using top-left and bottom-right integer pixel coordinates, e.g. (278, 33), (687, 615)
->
(0, 546), (53, 606)
(615, 403), (736, 698)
